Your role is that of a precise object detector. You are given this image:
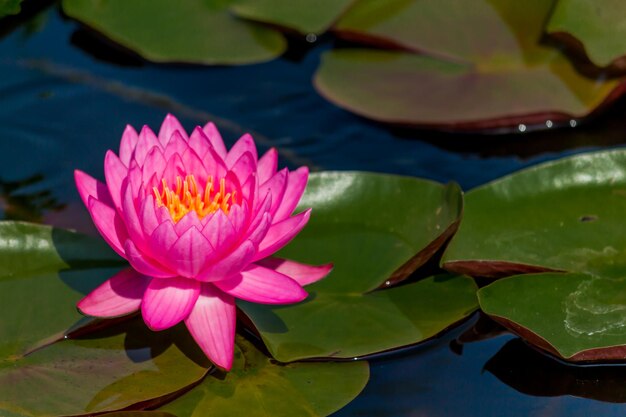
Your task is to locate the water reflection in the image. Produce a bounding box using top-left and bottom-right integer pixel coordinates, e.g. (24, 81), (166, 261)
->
(0, 173), (64, 222)
(486, 338), (626, 403)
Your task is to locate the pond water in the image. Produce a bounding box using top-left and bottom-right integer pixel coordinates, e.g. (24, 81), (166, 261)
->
(3, 4), (626, 416)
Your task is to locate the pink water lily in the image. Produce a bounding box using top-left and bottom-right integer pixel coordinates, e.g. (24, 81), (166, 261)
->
(75, 114), (331, 370)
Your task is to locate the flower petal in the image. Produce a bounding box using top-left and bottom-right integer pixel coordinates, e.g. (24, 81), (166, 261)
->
(201, 210), (237, 256)
(202, 122), (228, 158)
(119, 125), (139, 166)
(168, 226), (215, 278)
(273, 166), (309, 222)
(125, 239), (176, 278)
(225, 133), (257, 168)
(259, 168), (288, 217)
(163, 130), (189, 160)
(185, 284), (235, 370)
(142, 146), (166, 185)
(139, 194), (160, 236)
(134, 125), (161, 166)
(257, 148), (278, 184)
(215, 264), (307, 304)
(229, 151), (256, 185)
(78, 268), (150, 317)
(255, 258), (332, 286)
(197, 240), (256, 282)
(104, 151), (127, 211)
(87, 197), (128, 258)
(253, 209), (311, 261)
(141, 276), (200, 331)
(189, 127), (212, 160)
(75, 170), (113, 208)
(158, 113), (188, 146)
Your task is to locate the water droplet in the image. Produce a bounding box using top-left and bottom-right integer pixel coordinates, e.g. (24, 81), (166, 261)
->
(518, 124), (526, 132)
(570, 119), (577, 128)
(305, 33), (317, 43)
(385, 280), (391, 286)
(545, 120), (553, 128)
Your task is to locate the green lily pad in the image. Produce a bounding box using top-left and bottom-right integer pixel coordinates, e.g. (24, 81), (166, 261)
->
(443, 149), (626, 277)
(479, 272), (626, 361)
(320, 0), (624, 131)
(62, 0), (286, 65)
(238, 172), (478, 362)
(314, 49), (620, 131)
(0, 222), (123, 359)
(160, 336), (369, 417)
(547, 0), (626, 68)
(0, 319), (209, 416)
(0, 0), (22, 17)
(231, 0), (355, 35)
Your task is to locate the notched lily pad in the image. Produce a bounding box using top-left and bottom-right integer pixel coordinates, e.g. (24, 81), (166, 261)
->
(479, 272), (626, 362)
(0, 319), (209, 417)
(443, 149), (626, 277)
(62, 0), (286, 65)
(231, 0), (355, 35)
(546, 0), (626, 69)
(160, 336), (369, 417)
(238, 172), (478, 362)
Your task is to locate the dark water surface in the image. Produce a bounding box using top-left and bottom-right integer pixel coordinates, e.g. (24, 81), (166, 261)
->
(2, 5), (626, 416)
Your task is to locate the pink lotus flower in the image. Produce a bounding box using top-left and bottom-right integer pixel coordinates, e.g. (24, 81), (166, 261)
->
(75, 114), (331, 370)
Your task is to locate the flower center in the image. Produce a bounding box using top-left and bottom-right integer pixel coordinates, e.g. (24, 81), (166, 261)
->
(153, 175), (237, 222)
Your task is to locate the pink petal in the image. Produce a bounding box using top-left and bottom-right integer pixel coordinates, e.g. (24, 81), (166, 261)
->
(162, 153), (186, 186)
(142, 147), (166, 185)
(168, 227), (214, 278)
(227, 202), (248, 236)
(253, 209), (311, 261)
(163, 130), (189, 160)
(189, 127), (212, 160)
(215, 264), (307, 304)
(174, 210), (202, 236)
(197, 240), (256, 282)
(158, 113), (188, 146)
(139, 194), (160, 236)
(134, 125), (161, 166)
(185, 284), (235, 370)
(121, 179), (148, 252)
(78, 268), (150, 317)
(229, 151), (256, 185)
(141, 276), (200, 331)
(104, 151), (127, 211)
(149, 220), (179, 254)
(204, 146), (228, 180)
(273, 166), (309, 222)
(202, 122), (228, 158)
(180, 147), (208, 180)
(225, 134), (257, 168)
(119, 125), (139, 166)
(125, 239), (176, 278)
(87, 197), (128, 258)
(256, 258), (332, 286)
(201, 210), (237, 256)
(257, 148), (278, 184)
(75, 170), (113, 208)
(247, 212), (271, 246)
(259, 168), (288, 217)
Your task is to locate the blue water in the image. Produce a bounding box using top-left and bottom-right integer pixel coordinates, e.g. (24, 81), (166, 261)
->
(2, 5), (626, 416)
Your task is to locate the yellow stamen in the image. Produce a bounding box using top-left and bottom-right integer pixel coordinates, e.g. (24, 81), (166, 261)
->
(153, 175), (238, 222)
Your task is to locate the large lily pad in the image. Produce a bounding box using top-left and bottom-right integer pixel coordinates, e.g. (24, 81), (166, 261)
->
(314, 49), (620, 131)
(0, 319), (209, 416)
(231, 0), (355, 35)
(547, 0), (626, 68)
(318, 0), (624, 131)
(479, 272), (626, 361)
(160, 336), (369, 417)
(62, 0), (286, 65)
(443, 149), (626, 277)
(238, 172), (478, 362)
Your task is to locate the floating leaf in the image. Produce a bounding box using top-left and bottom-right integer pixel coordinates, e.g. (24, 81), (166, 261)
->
(479, 272), (626, 361)
(0, 222), (123, 359)
(0, 319), (209, 416)
(443, 149), (626, 277)
(231, 0), (355, 35)
(238, 172), (478, 362)
(547, 0), (626, 68)
(62, 0), (286, 65)
(160, 336), (369, 417)
(314, 49), (621, 131)
(0, 0), (22, 17)
(319, 0), (624, 131)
